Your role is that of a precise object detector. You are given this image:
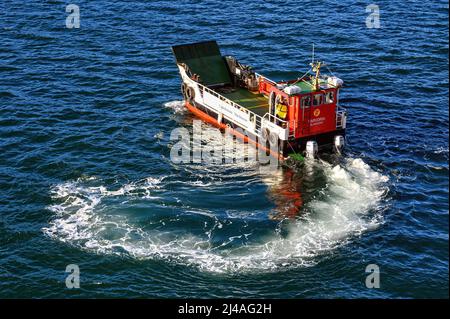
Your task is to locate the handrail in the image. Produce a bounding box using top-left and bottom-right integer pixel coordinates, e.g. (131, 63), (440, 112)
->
(255, 73), (276, 85)
(262, 112), (289, 127)
(198, 82), (251, 116)
(263, 112), (294, 138)
(195, 81), (289, 135)
(336, 105), (346, 129)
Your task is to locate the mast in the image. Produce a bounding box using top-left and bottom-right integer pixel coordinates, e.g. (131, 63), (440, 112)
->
(310, 61), (324, 91)
(310, 44), (325, 91)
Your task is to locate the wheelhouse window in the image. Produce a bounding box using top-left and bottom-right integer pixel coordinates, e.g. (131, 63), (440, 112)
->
(313, 94), (323, 106)
(325, 91), (334, 104)
(301, 95), (311, 108)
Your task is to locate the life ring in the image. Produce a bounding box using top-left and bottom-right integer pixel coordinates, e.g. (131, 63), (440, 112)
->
(186, 86), (195, 102)
(181, 83), (188, 99)
(262, 128), (271, 151)
(269, 131), (278, 146)
(262, 127), (270, 142)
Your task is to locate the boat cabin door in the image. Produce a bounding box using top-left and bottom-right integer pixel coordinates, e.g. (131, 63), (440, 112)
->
(300, 94), (312, 135)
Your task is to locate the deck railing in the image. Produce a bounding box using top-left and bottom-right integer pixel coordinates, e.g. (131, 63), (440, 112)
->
(255, 73), (277, 86)
(336, 106), (347, 129)
(195, 81), (290, 138)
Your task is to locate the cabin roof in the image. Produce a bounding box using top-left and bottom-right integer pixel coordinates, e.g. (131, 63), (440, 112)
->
(289, 79), (333, 94)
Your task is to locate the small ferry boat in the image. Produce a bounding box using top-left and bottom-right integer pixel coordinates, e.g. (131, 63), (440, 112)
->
(172, 41), (347, 160)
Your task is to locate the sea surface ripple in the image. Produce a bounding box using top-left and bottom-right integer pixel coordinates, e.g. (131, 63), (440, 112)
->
(0, 0), (448, 298)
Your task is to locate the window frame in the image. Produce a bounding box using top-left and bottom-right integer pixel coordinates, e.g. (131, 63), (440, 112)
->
(300, 95), (311, 109)
(325, 90), (335, 104)
(313, 93), (323, 107)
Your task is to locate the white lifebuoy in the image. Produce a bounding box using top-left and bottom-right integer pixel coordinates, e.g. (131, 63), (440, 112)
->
(269, 131), (278, 146)
(262, 128), (270, 142)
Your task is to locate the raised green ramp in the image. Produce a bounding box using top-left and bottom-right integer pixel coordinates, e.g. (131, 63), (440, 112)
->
(172, 41), (269, 116)
(221, 88), (269, 117)
(172, 41), (232, 87)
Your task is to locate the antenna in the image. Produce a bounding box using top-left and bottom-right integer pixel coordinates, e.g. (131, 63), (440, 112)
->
(312, 43), (315, 64)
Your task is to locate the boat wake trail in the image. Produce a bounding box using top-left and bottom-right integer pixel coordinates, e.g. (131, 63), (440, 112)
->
(43, 158), (388, 273)
(164, 100), (186, 114)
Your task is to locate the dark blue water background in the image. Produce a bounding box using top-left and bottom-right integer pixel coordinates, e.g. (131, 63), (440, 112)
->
(0, 0), (448, 298)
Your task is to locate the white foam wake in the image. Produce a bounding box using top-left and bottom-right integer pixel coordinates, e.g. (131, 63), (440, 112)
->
(43, 176), (164, 247)
(43, 158), (388, 273)
(164, 100), (185, 114)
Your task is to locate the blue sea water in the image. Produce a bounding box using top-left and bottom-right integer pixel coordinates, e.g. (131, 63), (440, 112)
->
(0, 0), (448, 298)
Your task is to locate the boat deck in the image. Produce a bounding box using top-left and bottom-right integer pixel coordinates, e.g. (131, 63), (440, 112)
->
(220, 88), (269, 117)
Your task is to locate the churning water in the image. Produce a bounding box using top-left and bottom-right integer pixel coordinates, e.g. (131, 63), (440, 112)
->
(0, 0), (448, 298)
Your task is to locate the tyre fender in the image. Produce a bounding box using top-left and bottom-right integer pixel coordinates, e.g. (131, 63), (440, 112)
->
(186, 86), (195, 102)
(269, 131), (278, 146)
(181, 83), (188, 99)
